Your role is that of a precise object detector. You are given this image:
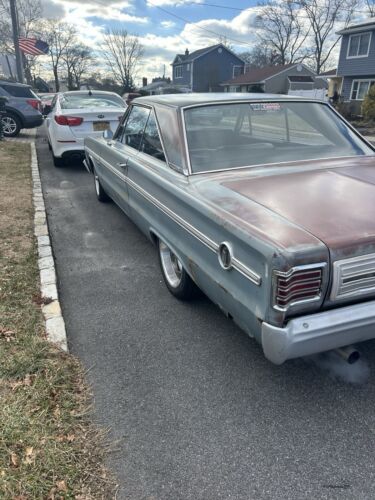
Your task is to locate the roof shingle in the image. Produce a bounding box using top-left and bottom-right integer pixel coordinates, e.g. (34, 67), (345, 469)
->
(222, 64), (296, 85)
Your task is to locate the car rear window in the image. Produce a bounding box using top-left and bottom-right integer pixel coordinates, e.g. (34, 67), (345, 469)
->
(61, 94), (125, 109)
(184, 102), (375, 173)
(0, 84), (37, 98)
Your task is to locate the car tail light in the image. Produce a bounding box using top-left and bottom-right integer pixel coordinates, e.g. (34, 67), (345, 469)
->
(273, 265), (324, 311)
(26, 98), (41, 111)
(54, 115), (83, 126)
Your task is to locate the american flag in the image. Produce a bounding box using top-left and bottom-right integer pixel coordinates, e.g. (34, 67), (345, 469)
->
(18, 38), (49, 56)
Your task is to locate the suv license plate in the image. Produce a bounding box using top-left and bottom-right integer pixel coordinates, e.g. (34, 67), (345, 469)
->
(93, 121), (110, 131)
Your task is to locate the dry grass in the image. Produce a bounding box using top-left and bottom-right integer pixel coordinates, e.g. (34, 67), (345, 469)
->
(0, 141), (117, 499)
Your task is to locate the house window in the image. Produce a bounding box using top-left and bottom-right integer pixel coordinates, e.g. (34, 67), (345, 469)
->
(350, 80), (375, 100)
(186, 64), (190, 71)
(232, 65), (243, 78)
(347, 32), (371, 58)
(229, 85), (240, 92)
(174, 65), (183, 78)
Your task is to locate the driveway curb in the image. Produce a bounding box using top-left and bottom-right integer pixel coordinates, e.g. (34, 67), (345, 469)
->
(30, 141), (68, 351)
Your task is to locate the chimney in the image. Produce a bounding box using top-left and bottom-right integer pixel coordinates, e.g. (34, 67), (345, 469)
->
(142, 77), (147, 87)
(185, 48), (189, 56)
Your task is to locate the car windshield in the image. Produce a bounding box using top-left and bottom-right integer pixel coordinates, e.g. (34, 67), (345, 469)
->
(184, 101), (374, 173)
(61, 93), (125, 109)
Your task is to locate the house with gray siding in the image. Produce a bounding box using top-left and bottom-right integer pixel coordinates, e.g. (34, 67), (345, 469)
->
(337, 18), (375, 113)
(171, 44), (245, 92)
(221, 63), (326, 94)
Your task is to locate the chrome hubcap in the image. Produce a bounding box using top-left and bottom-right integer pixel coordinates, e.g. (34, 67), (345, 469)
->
(159, 241), (183, 288)
(2, 116), (17, 135)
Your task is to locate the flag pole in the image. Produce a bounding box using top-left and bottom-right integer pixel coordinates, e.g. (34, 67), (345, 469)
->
(9, 0), (24, 83)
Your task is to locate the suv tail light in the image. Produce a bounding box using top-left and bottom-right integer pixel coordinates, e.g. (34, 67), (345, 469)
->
(273, 265), (324, 311)
(54, 115), (83, 126)
(26, 98), (41, 111)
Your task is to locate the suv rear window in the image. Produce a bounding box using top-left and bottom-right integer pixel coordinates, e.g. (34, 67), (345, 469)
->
(0, 84), (37, 98)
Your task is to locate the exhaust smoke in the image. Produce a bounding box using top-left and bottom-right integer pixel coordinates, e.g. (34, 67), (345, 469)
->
(306, 351), (370, 384)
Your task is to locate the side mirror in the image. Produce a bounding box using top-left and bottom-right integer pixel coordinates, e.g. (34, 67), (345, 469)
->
(103, 129), (113, 142)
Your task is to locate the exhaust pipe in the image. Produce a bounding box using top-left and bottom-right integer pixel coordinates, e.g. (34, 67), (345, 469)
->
(334, 346), (360, 364)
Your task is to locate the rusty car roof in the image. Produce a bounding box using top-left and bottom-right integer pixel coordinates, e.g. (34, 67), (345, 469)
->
(134, 92), (311, 108)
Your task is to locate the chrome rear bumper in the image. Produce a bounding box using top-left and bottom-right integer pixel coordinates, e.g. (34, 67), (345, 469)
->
(261, 300), (375, 364)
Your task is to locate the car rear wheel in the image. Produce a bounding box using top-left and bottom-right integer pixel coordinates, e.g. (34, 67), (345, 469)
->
(158, 239), (198, 300)
(52, 153), (64, 168)
(94, 168), (110, 202)
(2, 113), (21, 137)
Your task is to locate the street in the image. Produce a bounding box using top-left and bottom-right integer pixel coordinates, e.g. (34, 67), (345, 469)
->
(37, 126), (375, 500)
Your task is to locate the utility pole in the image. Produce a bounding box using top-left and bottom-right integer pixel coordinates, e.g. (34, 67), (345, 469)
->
(9, 0), (24, 83)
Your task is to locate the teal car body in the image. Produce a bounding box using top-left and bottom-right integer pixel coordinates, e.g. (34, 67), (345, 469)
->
(84, 93), (375, 364)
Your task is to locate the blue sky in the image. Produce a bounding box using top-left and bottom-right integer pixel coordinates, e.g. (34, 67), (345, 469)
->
(46, 0), (262, 80)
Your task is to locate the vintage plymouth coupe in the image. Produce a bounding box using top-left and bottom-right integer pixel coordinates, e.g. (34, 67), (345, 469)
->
(84, 94), (375, 364)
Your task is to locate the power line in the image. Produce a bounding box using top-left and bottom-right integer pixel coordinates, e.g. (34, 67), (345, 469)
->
(182, 2), (249, 11)
(146, 0), (257, 48)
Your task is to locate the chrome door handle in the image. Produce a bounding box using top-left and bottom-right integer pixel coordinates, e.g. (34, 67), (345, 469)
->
(117, 160), (128, 168)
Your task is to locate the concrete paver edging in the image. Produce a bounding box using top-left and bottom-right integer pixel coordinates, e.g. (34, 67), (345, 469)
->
(30, 141), (68, 351)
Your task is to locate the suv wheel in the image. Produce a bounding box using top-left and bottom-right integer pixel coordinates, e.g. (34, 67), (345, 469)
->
(2, 113), (21, 137)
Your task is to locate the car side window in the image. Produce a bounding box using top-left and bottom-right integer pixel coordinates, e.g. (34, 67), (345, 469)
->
(120, 105), (150, 151)
(139, 111), (166, 162)
(114, 108), (130, 141)
(50, 95), (58, 112)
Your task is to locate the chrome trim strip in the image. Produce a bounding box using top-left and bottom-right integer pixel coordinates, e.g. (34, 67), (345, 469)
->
(86, 147), (261, 286)
(188, 154), (375, 177)
(180, 107), (192, 175)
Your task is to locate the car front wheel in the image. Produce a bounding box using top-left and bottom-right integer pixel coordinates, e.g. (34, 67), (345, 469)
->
(158, 239), (198, 300)
(2, 113), (21, 137)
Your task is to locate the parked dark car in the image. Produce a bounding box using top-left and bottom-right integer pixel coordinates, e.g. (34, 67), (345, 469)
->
(0, 80), (43, 137)
(84, 93), (375, 365)
(122, 92), (142, 106)
(38, 92), (56, 116)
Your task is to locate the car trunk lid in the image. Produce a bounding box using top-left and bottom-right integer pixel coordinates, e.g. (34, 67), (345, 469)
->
(63, 108), (122, 139)
(222, 162), (375, 261)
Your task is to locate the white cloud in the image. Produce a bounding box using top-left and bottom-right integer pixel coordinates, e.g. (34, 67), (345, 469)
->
(52, 0), (149, 24)
(160, 20), (176, 28)
(40, 0), (66, 18)
(39, 1), (263, 83)
(147, 0), (202, 6)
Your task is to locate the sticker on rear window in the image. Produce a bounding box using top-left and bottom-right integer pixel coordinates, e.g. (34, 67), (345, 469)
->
(249, 103), (281, 112)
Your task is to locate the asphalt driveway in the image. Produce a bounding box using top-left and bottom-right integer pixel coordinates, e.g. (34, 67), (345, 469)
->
(36, 127), (375, 500)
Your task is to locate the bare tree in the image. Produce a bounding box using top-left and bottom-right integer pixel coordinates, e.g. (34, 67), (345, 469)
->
(41, 19), (77, 91)
(364, 0), (375, 16)
(0, 0), (43, 83)
(62, 45), (93, 90)
(102, 28), (144, 92)
(256, 0), (310, 65)
(297, 0), (359, 74)
(240, 45), (281, 68)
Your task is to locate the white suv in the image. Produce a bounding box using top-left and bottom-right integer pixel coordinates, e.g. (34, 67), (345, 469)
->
(46, 90), (126, 167)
